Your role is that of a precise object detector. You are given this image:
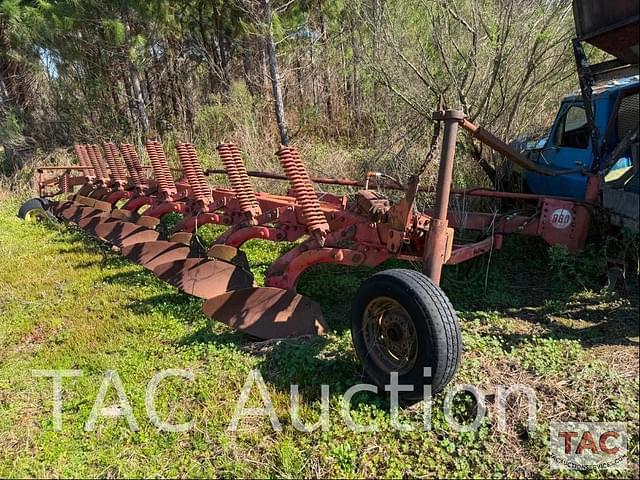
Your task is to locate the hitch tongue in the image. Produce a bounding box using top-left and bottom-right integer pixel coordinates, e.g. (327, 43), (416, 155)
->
(202, 287), (327, 339)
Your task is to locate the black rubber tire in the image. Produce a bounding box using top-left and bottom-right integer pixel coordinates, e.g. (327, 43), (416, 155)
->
(351, 268), (461, 399)
(17, 198), (48, 219)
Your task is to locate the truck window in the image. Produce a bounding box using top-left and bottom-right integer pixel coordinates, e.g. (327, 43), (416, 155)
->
(554, 105), (590, 149)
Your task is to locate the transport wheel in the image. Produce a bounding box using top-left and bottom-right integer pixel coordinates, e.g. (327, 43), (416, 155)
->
(17, 198), (49, 222)
(351, 269), (461, 399)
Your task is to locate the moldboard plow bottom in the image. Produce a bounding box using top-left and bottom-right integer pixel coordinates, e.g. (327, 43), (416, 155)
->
(121, 241), (192, 271)
(93, 221), (160, 248)
(203, 287), (327, 338)
(152, 258), (255, 299)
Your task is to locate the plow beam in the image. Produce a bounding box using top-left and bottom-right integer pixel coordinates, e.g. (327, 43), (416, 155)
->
(459, 117), (578, 176)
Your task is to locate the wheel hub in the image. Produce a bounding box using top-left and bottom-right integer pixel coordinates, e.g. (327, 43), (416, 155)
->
(362, 297), (418, 374)
(24, 208), (48, 223)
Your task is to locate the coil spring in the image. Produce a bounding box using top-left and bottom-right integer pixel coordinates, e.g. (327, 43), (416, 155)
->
(60, 172), (71, 193)
(276, 146), (329, 242)
(121, 144), (145, 187)
(217, 143), (260, 215)
(187, 143), (212, 202)
(145, 140), (177, 194)
(176, 143), (207, 202)
(86, 144), (109, 180)
(103, 142), (127, 185)
(74, 144), (95, 177)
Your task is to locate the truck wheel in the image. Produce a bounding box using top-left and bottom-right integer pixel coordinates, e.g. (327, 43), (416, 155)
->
(351, 269), (461, 399)
(17, 198), (49, 222)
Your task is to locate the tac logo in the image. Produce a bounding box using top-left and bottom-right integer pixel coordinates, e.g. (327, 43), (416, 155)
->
(550, 208), (573, 230)
(550, 422), (627, 471)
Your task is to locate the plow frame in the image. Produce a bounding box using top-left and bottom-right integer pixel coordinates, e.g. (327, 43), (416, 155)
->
(24, 108), (601, 398)
(36, 111), (594, 285)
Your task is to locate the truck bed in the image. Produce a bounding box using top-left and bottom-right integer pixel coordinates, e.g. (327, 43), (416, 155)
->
(573, 0), (639, 64)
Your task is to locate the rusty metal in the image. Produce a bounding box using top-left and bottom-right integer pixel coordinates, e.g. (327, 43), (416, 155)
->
(77, 213), (121, 235)
(94, 221), (160, 248)
(136, 215), (161, 228)
(38, 165), (180, 173)
(34, 115), (598, 346)
(145, 140), (177, 197)
(276, 146), (330, 246)
(459, 118), (581, 176)
(168, 232), (193, 245)
(121, 240), (191, 270)
(152, 258), (254, 299)
(207, 244), (251, 271)
(111, 209), (133, 220)
(60, 171), (72, 193)
(46, 164), (582, 201)
(103, 142), (128, 187)
(202, 287), (327, 339)
(356, 190), (390, 221)
(217, 143), (262, 219)
(423, 110), (462, 285)
(74, 144), (95, 178)
(121, 144), (145, 187)
(86, 144), (109, 181)
(59, 203), (107, 223)
(176, 143), (212, 204)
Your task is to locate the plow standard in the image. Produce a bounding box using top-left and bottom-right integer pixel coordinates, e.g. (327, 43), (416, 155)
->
(20, 109), (600, 398)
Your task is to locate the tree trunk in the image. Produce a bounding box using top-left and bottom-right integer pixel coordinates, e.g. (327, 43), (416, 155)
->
(263, 0), (289, 145)
(125, 23), (150, 135)
(120, 58), (137, 134)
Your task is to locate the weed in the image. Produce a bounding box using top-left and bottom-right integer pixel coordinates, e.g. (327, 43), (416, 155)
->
(0, 198), (637, 478)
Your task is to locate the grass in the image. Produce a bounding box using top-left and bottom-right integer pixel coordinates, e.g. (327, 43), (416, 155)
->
(0, 197), (638, 478)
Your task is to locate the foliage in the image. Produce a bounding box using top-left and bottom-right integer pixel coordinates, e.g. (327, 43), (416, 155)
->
(0, 199), (638, 477)
(0, 0), (579, 184)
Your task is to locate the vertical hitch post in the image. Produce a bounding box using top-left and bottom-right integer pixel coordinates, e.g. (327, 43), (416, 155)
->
(424, 109), (464, 285)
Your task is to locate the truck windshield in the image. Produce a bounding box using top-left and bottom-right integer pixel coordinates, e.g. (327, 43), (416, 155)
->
(554, 105), (589, 149)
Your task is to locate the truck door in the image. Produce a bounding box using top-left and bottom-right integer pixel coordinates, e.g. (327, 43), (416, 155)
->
(525, 102), (592, 199)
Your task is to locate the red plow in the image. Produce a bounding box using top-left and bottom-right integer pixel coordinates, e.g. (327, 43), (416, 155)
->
(21, 109), (594, 397)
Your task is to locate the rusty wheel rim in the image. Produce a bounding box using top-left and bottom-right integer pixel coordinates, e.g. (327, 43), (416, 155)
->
(362, 297), (418, 375)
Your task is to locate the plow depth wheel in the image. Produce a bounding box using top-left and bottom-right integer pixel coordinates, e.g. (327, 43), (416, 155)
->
(18, 198), (49, 222)
(351, 269), (461, 398)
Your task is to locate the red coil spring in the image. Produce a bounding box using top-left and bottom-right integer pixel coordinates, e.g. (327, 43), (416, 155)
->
(276, 146), (329, 243)
(74, 144), (95, 177)
(175, 143), (200, 198)
(176, 143), (211, 203)
(86, 144), (109, 180)
(60, 172), (71, 193)
(187, 143), (212, 201)
(103, 142), (127, 185)
(120, 144), (145, 187)
(217, 143), (261, 215)
(145, 140), (177, 195)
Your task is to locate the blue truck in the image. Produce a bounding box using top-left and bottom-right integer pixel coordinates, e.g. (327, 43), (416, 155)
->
(520, 0), (639, 229)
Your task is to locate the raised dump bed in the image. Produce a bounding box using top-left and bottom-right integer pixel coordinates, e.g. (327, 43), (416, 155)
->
(573, 0), (639, 64)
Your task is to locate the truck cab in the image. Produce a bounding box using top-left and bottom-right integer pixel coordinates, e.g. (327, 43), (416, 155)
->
(523, 76), (639, 201)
